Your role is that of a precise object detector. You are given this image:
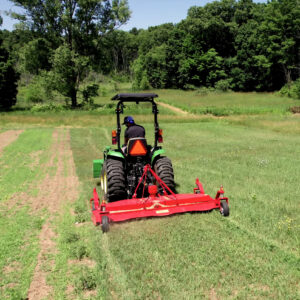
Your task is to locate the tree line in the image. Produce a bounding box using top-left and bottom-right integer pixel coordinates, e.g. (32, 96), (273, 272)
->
(0, 0), (299, 109)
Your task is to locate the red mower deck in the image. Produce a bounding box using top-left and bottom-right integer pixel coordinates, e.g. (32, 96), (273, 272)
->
(91, 165), (229, 232)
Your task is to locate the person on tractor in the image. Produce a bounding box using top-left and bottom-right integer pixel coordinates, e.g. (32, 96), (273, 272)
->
(122, 116), (145, 145)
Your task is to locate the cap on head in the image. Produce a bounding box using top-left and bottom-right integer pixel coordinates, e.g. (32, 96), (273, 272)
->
(122, 116), (134, 125)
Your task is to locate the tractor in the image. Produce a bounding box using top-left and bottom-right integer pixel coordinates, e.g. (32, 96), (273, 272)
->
(91, 93), (229, 232)
(93, 93), (175, 202)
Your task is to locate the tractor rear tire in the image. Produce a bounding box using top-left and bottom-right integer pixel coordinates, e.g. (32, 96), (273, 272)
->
(101, 158), (127, 202)
(154, 157), (175, 194)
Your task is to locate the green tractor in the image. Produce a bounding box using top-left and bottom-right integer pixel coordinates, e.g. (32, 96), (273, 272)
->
(93, 93), (175, 202)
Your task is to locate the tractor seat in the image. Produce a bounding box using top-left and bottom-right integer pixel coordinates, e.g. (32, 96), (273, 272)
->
(127, 138), (148, 156)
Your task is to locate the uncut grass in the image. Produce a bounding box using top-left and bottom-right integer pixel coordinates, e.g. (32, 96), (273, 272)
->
(69, 121), (299, 299)
(156, 89), (299, 115)
(0, 129), (52, 299)
(0, 103), (175, 128)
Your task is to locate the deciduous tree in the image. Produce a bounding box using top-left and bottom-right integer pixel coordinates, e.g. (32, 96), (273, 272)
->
(10, 0), (130, 106)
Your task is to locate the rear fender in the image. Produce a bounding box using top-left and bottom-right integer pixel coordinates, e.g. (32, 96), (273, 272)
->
(93, 149), (124, 179)
(107, 150), (125, 160)
(151, 149), (165, 165)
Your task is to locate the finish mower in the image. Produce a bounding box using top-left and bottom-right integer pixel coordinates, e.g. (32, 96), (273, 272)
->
(91, 93), (229, 232)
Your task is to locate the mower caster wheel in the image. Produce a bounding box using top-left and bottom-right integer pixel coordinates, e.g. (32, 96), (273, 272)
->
(101, 216), (110, 233)
(220, 201), (229, 217)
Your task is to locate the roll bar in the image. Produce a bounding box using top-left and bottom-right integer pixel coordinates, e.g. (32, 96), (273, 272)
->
(111, 94), (160, 149)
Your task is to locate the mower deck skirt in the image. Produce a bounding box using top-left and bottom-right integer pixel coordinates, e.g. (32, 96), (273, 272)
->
(91, 190), (224, 224)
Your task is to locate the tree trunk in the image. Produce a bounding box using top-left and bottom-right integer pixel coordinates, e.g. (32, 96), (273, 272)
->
(282, 64), (291, 84)
(71, 87), (77, 108)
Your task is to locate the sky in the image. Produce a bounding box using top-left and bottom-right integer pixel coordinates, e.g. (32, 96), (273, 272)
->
(0, 0), (213, 31)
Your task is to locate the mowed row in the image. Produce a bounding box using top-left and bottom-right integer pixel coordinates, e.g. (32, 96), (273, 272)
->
(0, 129), (84, 299)
(0, 117), (300, 299)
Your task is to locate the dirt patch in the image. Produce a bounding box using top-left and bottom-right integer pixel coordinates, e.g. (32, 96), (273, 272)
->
(0, 130), (23, 156)
(84, 289), (97, 298)
(3, 261), (21, 275)
(28, 150), (43, 169)
(290, 106), (300, 114)
(28, 129), (79, 213)
(27, 224), (57, 300)
(27, 129), (80, 300)
(157, 101), (193, 116)
(209, 288), (219, 300)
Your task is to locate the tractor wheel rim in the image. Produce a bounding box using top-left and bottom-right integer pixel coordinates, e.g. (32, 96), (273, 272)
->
(101, 176), (104, 191)
(104, 172), (107, 194)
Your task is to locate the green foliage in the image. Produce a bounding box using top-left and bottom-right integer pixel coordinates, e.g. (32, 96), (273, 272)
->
(10, 0), (130, 107)
(0, 36), (19, 109)
(129, 0), (299, 92)
(51, 44), (89, 107)
(81, 84), (99, 105)
(18, 38), (52, 74)
(24, 72), (53, 103)
(30, 103), (67, 112)
(279, 78), (300, 99)
(132, 57), (152, 90)
(140, 73), (151, 90)
(74, 266), (97, 292)
(5, 0), (300, 101)
(215, 79), (231, 91)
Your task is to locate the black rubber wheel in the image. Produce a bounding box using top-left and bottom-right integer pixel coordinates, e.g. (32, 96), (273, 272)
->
(101, 158), (127, 202)
(153, 156), (175, 194)
(101, 216), (109, 233)
(220, 201), (229, 217)
(91, 200), (95, 210)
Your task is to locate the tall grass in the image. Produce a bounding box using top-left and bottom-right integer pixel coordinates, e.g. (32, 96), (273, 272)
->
(156, 90), (299, 115)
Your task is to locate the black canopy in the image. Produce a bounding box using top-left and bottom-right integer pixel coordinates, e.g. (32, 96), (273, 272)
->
(111, 93), (158, 101)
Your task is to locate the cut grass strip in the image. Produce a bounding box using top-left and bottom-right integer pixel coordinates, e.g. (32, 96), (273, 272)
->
(0, 128), (53, 199)
(0, 206), (43, 299)
(0, 129), (53, 299)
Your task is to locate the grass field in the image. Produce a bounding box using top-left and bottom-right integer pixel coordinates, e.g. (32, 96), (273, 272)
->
(0, 90), (299, 299)
(156, 90), (299, 115)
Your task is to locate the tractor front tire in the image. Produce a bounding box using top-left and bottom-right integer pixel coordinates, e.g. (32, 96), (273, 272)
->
(101, 216), (110, 233)
(154, 157), (175, 194)
(101, 158), (127, 202)
(220, 201), (229, 217)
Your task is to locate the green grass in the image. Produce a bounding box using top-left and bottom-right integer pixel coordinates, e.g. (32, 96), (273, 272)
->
(0, 91), (299, 299)
(156, 90), (299, 115)
(65, 119), (299, 299)
(0, 129), (53, 199)
(0, 129), (52, 299)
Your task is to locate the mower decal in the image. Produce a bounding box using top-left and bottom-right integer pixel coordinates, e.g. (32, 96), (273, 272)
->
(145, 201), (176, 210)
(151, 149), (165, 164)
(156, 209), (169, 214)
(108, 208), (144, 214)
